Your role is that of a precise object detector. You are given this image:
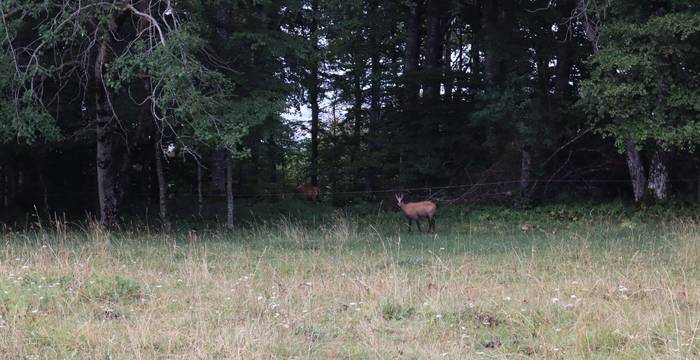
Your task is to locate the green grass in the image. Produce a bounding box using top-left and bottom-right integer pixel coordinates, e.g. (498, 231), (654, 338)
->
(1, 203), (700, 358)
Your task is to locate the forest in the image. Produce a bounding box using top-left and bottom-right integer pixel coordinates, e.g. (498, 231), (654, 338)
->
(4, 1), (700, 358)
(1, 0), (698, 228)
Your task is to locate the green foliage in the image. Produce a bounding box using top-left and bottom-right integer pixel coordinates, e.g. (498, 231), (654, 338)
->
(381, 300), (415, 321)
(580, 0), (700, 151)
(83, 274), (143, 304)
(0, 12), (60, 144)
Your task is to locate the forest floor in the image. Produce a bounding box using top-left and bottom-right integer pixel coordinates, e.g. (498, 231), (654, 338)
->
(1, 202), (700, 359)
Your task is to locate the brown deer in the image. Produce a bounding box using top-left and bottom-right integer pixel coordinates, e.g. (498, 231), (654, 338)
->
(297, 184), (320, 202)
(395, 194), (437, 233)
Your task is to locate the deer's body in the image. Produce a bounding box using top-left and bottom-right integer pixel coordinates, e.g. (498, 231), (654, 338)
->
(395, 194), (437, 233)
(297, 184), (320, 202)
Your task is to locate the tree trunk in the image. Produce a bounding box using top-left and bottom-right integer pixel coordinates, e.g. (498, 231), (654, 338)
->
(368, 1), (381, 191)
(225, 153), (234, 229)
(351, 60), (363, 186)
(482, 0), (507, 85)
(404, 1), (421, 104)
(309, 0), (320, 186)
(647, 147), (669, 201)
(210, 149), (226, 192)
(0, 164), (5, 209)
(443, 30), (453, 102)
(154, 139), (171, 232)
(625, 140), (647, 203)
(197, 161), (204, 217)
(470, 2), (482, 84)
(95, 40), (118, 228)
(555, 0), (575, 100)
(424, 0), (442, 102)
(520, 146), (532, 191)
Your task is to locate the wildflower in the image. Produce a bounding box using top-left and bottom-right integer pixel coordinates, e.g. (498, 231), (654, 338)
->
(552, 298), (560, 304)
(435, 314), (442, 319)
(503, 296), (511, 301)
(570, 295), (577, 299)
(564, 303), (575, 310)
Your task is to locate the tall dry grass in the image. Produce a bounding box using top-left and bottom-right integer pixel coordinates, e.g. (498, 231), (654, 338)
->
(0, 214), (699, 358)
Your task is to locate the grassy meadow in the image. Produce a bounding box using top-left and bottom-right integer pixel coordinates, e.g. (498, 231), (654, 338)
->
(1, 202), (700, 359)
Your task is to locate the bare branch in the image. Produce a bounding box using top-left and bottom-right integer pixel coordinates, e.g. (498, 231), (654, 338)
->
(125, 3), (166, 46)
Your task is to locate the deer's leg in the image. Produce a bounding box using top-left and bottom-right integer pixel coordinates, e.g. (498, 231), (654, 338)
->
(416, 219), (423, 233)
(407, 218), (412, 232)
(428, 216), (435, 233)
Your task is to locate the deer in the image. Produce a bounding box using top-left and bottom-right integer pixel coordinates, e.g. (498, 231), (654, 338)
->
(395, 194), (437, 233)
(296, 184), (321, 202)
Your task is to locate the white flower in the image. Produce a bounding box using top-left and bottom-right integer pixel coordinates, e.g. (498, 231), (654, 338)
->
(503, 296), (511, 301)
(552, 298), (560, 303)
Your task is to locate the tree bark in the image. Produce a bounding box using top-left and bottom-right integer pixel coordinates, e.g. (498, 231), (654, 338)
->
(210, 149), (226, 192)
(424, 0), (442, 102)
(197, 161), (204, 217)
(225, 153), (234, 229)
(555, 0), (575, 100)
(154, 139), (171, 232)
(625, 140), (647, 203)
(309, 0), (320, 186)
(647, 147), (669, 201)
(0, 164), (5, 209)
(95, 40), (118, 228)
(443, 30), (453, 101)
(469, 2), (482, 84)
(482, 0), (510, 86)
(520, 146), (532, 191)
(404, 1), (421, 104)
(368, 0), (381, 191)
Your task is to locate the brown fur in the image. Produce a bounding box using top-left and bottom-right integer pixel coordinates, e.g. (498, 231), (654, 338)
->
(297, 184), (320, 202)
(395, 194), (437, 233)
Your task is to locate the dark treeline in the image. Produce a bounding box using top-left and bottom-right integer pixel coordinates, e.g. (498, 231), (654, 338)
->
(1, 0), (699, 227)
